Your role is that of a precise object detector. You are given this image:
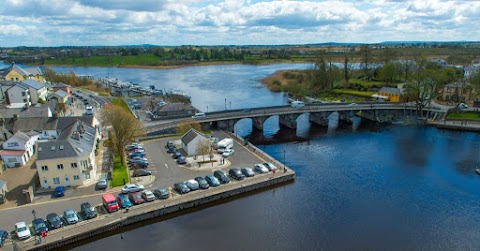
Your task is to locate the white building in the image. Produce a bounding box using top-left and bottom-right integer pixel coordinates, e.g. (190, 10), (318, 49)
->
(4, 83), (32, 107)
(0, 131), (37, 168)
(181, 128), (209, 156)
(21, 79), (47, 104)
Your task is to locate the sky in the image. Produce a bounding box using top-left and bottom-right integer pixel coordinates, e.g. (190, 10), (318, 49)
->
(1, 0), (480, 47)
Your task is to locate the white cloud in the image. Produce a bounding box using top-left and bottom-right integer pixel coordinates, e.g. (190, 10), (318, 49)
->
(0, 0), (480, 46)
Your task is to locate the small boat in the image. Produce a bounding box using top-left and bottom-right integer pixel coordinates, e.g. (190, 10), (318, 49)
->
(475, 167), (480, 175)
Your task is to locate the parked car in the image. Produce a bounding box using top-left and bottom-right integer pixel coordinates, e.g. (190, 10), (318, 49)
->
(129, 162), (149, 169)
(15, 222), (31, 240)
(194, 176), (210, 189)
(31, 218), (48, 235)
(241, 167), (255, 177)
(54, 186), (65, 197)
(172, 151), (182, 159)
(96, 178), (108, 190)
(176, 156), (187, 164)
(142, 190), (155, 202)
(63, 209), (79, 225)
(205, 174), (220, 187)
(129, 192), (145, 205)
(458, 103), (469, 109)
(129, 159), (149, 165)
(121, 184), (145, 194)
(125, 144), (142, 151)
(229, 168), (245, 180)
(174, 182), (190, 194)
(263, 162), (277, 171)
(117, 194), (133, 208)
(166, 146), (176, 153)
(214, 170), (230, 184)
(129, 152), (146, 158)
(130, 148), (145, 154)
(153, 188), (170, 199)
(186, 180), (199, 191)
(165, 141), (174, 149)
(80, 202), (97, 219)
(254, 164), (269, 173)
(132, 169), (152, 177)
(128, 156), (148, 163)
(0, 230), (8, 248)
(222, 149), (235, 158)
(46, 213), (63, 229)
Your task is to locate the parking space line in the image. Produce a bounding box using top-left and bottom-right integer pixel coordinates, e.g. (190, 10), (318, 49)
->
(165, 163), (169, 169)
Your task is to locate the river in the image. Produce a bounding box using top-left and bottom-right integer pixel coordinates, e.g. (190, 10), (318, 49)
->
(34, 64), (480, 250)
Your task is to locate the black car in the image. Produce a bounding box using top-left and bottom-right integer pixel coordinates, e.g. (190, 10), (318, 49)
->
(176, 156), (187, 164)
(132, 169), (152, 177)
(165, 141), (175, 149)
(229, 168), (245, 180)
(241, 167), (255, 177)
(174, 182), (190, 194)
(80, 202), (97, 219)
(153, 188), (170, 199)
(129, 162), (149, 169)
(172, 151), (182, 159)
(214, 170), (230, 184)
(194, 176), (210, 189)
(166, 146), (176, 153)
(32, 218), (48, 235)
(0, 230), (9, 247)
(46, 213), (63, 229)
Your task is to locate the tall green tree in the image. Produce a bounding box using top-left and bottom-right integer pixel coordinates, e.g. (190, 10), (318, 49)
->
(378, 62), (397, 83)
(359, 45), (374, 80)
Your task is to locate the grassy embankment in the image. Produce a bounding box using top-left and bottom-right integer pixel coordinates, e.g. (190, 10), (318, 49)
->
(446, 111), (480, 120)
(262, 70), (381, 101)
(109, 97), (132, 187)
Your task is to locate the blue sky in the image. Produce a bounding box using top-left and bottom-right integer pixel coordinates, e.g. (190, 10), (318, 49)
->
(1, 0), (479, 47)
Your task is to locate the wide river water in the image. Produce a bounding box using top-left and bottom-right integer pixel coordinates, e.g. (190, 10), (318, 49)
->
(46, 64), (480, 250)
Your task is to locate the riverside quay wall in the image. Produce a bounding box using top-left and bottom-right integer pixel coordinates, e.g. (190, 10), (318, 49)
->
(24, 171), (294, 250)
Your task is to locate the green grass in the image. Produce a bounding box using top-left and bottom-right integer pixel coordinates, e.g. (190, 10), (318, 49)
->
(45, 54), (163, 67)
(446, 111), (480, 120)
(111, 98), (130, 111)
(332, 89), (375, 98)
(111, 154), (129, 187)
(348, 79), (385, 87)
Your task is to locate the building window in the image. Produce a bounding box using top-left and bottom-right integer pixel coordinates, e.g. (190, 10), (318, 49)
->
(22, 92), (26, 97)
(73, 175), (80, 180)
(41, 165), (48, 171)
(85, 173), (91, 180)
(53, 177), (60, 184)
(71, 163), (77, 168)
(57, 164), (64, 170)
(7, 158), (16, 163)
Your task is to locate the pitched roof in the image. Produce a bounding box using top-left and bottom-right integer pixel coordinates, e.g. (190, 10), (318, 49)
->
(51, 89), (68, 98)
(37, 120), (96, 160)
(56, 116), (95, 131)
(12, 117), (58, 132)
(51, 82), (69, 88)
(379, 87), (401, 94)
(23, 67), (42, 76)
(21, 79), (45, 90)
(181, 128), (206, 145)
(0, 106), (52, 119)
(8, 131), (30, 144)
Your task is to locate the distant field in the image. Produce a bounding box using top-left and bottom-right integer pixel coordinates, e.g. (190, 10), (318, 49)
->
(46, 54), (162, 67)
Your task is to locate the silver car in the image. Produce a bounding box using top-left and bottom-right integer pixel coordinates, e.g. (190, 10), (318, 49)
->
(63, 209), (79, 225)
(254, 164), (269, 173)
(185, 180), (199, 191)
(121, 184), (145, 193)
(263, 162), (277, 171)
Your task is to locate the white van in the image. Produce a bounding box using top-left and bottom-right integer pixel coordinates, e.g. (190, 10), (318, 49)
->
(291, 101), (305, 108)
(192, 113), (206, 118)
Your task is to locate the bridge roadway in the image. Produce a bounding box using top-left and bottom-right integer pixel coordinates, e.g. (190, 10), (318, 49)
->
(144, 102), (445, 134)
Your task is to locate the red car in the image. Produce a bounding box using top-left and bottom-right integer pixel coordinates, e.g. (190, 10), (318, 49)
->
(128, 192), (145, 205)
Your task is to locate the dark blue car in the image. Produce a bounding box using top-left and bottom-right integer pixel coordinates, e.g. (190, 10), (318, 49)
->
(32, 218), (48, 236)
(54, 186), (65, 197)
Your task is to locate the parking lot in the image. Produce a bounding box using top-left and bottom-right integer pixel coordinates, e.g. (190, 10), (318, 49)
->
(139, 131), (265, 191)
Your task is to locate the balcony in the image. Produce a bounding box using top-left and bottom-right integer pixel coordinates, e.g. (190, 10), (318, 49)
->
(82, 164), (93, 173)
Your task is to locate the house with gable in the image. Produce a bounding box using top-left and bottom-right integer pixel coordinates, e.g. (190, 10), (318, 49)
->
(21, 79), (47, 104)
(4, 82), (32, 106)
(373, 87), (402, 102)
(47, 89), (69, 104)
(0, 131), (37, 168)
(36, 120), (99, 188)
(181, 128), (210, 156)
(50, 83), (71, 95)
(0, 64), (45, 82)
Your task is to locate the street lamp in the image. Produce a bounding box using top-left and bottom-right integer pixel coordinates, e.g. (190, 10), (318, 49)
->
(283, 149), (286, 172)
(206, 106), (209, 113)
(225, 98), (227, 110)
(229, 101), (231, 110)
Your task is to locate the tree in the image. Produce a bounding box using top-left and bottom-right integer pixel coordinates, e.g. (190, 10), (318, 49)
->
(195, 139), (211, 161)
(101, 104), (144, 161)
(378, 62), (397, 83)
(343, 51), (351, 86)
(359, 45), (373, 80)
(406, 59), (439, 116)
(176, 120), (202, 135)
(469, 71), (480, 100)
